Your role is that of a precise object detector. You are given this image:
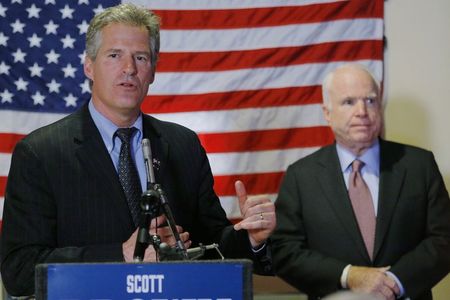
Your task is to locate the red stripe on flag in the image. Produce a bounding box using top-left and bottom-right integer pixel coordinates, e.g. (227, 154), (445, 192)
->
(214, 172), (284, 196)
(154, 0), (383, 29)
(198, 127), (334, 153)
(0, 133), (24, 154)
(142, 85), (322, 113)
(157, 40), (383, 72)
(0, 176), (7, 197)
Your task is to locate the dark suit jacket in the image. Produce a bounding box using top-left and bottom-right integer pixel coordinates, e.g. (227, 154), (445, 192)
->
(271, 140), (450, 300)
(1, 105), (269, 296)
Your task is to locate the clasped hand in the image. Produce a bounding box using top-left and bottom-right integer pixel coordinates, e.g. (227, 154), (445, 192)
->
(347, 266), (400, 300)
(122, 215), (191, 262)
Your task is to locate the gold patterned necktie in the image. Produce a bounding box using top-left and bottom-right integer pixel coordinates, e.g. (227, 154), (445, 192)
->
(348, 159), (376, 260)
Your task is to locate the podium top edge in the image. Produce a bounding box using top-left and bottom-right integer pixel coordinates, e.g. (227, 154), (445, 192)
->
(36, 258), (253, 268)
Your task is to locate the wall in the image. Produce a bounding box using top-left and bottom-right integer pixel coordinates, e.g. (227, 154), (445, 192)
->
(384, 0), (450, 298)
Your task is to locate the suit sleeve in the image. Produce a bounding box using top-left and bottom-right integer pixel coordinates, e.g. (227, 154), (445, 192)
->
(389, 152), (450, 298)
(0, 139), (124, 297)
(271, 164), (348, 296)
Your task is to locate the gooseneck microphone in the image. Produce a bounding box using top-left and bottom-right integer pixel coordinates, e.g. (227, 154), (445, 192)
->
(141, 138), (155, 188)
(133, 138), (188, 261)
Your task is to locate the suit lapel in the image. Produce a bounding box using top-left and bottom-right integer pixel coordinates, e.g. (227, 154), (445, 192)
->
(316, 145), (371, 261)
(142, 115), (169, 185)
(373, 140), (406, 260)
(73, 106), (133, 227)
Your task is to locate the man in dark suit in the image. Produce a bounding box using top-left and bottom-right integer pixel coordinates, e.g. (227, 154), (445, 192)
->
(271, 64), (450, 300)
(1, 4), (276, 297)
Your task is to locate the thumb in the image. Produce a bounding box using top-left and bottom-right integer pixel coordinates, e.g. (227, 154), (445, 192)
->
(234, 180), (247, 212)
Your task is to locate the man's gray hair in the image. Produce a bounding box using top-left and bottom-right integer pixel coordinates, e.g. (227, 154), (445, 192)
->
(85, 3), (160, 69)
(322, 63), (381, 110)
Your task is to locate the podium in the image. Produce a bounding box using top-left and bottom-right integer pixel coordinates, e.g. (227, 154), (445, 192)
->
(35, 259), (252, 300)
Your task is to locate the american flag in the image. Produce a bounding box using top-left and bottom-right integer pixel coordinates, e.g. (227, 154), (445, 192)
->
(0, 0), (384, 224)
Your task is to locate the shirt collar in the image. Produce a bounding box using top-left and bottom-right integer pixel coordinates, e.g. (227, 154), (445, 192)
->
(336, 140), (380, 175)
(88, 100), (143, 153)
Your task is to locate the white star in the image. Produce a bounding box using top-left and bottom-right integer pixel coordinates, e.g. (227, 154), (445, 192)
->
(62, 63), (77, 78)
(77, 20), (89, 35)
(64, 93), (77, 107)
(45, 49), (60, 64)
(80, 79), (90, 94)
(79, 51), (86, 64)
(61, 34), (76, 49)
(11, 0), (22, 4)
(93, 5), (105, 15)
(29, 62), (44, 77)
(47, 79), (61, 93)
(10, 19), (26, 33)
(0, 61), (11, 75)
(78, 0), (89, 4)
(45, 0), (56, 4)
(44, 20), (59, 35)
(60, 5), (74, 19)
(14, 77), (29, 91)
(26, 4), (41, 18)
(28, 33), (42, 47)
(0, 89), (13, 103)
(0, 32), (9, 46)
(32, 91), (45, 105)
(0, 3), (8, 17)
(12, 48), (27, 63)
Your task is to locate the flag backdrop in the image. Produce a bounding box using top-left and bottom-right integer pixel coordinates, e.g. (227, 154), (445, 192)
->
(0, 0), (384, 225)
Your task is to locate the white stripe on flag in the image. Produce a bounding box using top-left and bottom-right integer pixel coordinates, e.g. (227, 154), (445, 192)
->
(124, 0), (346, 10)
(0, 154), (12, 176)
(0, 110), (66, 134)
(150, 60), (383, 95)
(150, 104), (327, 134)
(208, 147), (320, 175)
(160, 19), (383, 52)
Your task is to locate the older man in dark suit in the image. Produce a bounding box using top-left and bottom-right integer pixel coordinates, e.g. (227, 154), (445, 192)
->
(272, 64), (450, 300)
(1, 4), (276, 297)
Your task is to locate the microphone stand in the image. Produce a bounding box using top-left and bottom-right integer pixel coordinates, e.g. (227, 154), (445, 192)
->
(133, 189), (161, 262)
(134, 138), (221, 262)
(134, 138), (189, 261)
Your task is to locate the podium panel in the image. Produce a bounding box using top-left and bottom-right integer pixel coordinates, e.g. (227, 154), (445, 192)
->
(35, 259), (252, 300)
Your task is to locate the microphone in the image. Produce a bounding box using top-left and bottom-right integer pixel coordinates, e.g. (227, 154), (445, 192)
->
(138, 138), (188, 260)
(142, 138), (156, 189)
(133, 139), (160, 262)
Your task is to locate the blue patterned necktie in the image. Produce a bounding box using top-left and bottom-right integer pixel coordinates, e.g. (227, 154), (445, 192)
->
(116, 127), (142, 227)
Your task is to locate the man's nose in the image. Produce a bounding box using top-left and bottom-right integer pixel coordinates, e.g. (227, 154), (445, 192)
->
(355, 99), (368, 115)
(123, 56), (137, 75)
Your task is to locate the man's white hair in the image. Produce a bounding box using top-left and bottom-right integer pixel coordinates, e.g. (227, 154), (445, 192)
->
(322, 63), (380, 110)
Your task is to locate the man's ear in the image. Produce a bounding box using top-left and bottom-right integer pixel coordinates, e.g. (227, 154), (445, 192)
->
(84, 56), (94, 81)
(149, 66), (156, 84)
(322, 104), (331, 124)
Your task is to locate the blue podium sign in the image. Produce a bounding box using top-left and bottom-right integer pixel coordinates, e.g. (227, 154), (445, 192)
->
(35, 260), (252, 300)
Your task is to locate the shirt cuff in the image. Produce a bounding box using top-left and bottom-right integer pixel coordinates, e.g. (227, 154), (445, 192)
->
(386, 271), (405, 298)
(251, 242), (266, 253)
(340, 264), (352, 288)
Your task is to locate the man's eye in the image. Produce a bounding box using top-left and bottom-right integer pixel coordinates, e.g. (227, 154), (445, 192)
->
(343, 99), (354, 105)
(365, 97), (376, 104)
(136, 56), (147, 61)
(109, 53), (118, 58)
